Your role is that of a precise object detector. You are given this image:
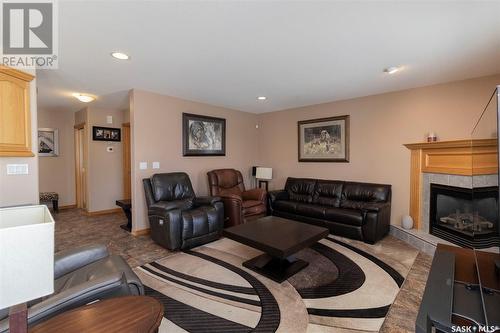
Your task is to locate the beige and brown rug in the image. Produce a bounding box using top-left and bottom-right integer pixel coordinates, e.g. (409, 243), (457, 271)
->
(134, 235), (418, 332)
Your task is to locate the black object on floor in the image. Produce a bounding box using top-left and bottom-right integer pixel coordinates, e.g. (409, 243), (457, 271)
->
(116, 199), (132, 232)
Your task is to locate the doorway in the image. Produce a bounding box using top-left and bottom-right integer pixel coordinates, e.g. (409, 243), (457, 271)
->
(74, 123), (87, 209)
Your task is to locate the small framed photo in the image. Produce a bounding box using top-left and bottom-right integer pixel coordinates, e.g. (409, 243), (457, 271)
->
(183, 113), (226, 156)
(38, 128), (59, 157)
(298, 115), (349, 162)
(93, 126), (121, 142)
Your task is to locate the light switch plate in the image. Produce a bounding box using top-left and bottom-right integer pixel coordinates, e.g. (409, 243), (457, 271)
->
(139, 162), (148, 170)
(106, 115), (113, 124)
(152, 162), (160, 169)
(6, 164), (29, 175)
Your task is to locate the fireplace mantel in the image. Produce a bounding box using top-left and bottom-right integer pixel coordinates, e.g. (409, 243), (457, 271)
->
(404, 139), (498, 229)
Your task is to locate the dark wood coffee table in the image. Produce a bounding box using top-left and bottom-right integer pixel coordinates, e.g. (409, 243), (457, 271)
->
(224, 216), (329, 283)
(29, 296), (163, 333)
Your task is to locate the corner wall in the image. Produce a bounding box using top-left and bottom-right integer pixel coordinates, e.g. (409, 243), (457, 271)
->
(130, 90), (260, 232)
(86, 108), (125, 212)
(38, 109), (76, 207)
(256, 74), (500, 226)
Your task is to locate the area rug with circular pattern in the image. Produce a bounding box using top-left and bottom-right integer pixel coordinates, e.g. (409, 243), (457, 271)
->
(134, 234), (418, 333)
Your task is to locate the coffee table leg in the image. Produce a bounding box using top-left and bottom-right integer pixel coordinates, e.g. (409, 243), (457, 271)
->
(242, 253), (308, 283)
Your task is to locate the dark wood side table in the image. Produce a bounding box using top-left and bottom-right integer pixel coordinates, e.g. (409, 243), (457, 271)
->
(116, 199), (132, 232)
(29, 296), (163, 333)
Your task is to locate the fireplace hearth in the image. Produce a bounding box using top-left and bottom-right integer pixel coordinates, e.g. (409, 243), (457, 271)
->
(430, 183), (500, 248)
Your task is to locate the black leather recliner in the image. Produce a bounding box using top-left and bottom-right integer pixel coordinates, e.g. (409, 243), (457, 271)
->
(269, 177), (392, 244)
(0, 244), (143, 332)
(143, 172), (224, 250)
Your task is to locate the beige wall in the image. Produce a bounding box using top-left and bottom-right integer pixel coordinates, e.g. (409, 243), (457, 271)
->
(86, 108), (125, 212)
(0, 69), (39, 207)
(130, 90), (260, 231)
(37, 109), (76, 207)
(257, 74), (500, 226)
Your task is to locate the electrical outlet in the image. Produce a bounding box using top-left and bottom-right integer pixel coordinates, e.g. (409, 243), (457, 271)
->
(139, 162), (148, 170)
(6, 164), (29, 175)
(152, 162), (160, 169)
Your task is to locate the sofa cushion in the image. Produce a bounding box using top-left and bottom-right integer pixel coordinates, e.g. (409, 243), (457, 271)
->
(324, 207), (364, 226)
(285, 177), (316, 203)
(296, 203), (326, 219)
(273, 200), (298, 213)
(313, 180), (344, 207)
(341, 182), (391, 204)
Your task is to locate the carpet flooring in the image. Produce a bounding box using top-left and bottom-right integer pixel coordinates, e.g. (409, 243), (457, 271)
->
(135, 235), (419, 332)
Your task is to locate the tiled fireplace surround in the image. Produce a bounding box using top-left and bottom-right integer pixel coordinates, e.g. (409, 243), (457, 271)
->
(390, 139), (499, 255)
(390, 173), (498, 255)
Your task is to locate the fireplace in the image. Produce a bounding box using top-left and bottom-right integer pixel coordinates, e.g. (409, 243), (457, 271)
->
(429, 183), (500, 248)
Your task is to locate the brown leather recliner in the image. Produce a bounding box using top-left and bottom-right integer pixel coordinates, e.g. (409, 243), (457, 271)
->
(207, 169), (267, 227)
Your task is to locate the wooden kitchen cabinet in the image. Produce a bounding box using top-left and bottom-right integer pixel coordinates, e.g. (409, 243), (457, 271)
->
(0, 66), (35, 157)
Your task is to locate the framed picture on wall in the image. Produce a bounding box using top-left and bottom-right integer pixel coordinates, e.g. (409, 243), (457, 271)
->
(38, 128), (59, 157)
(298, 115), (349, 162)
(182, 113), (226, 156)
(92, 126), (121, 142)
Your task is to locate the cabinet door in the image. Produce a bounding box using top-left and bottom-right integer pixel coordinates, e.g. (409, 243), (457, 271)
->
(0, 68), (34, 157)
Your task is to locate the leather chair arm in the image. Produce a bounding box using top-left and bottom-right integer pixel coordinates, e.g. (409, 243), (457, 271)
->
(217, 195), (243, 227)
(242, 188), (266, 202)
(219, 193), (243, 203)
(268, 190), (289, 204)
(26, 272), (128, 327)
(194, 196), (222, 207)
(54, 244), (109, 279)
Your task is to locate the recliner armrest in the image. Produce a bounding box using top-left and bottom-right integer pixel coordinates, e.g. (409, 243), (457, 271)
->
(27, 272), (128, 326)
(194, 196), (221, 207)
(242, 188), (266, 202)
(268, 190), (289, 204)
(54, 244), (109, 279)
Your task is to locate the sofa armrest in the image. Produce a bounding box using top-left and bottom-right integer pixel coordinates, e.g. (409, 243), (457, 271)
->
(54, 244), (109, 279)
(268, 190), (289, 204)
(360, 202), (391, 244)
(242, 188), (266, 202)
(194, 196), (222, 207)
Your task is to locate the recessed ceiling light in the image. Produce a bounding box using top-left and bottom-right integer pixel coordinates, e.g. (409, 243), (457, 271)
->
(383, 66), (401, 74)
(72, 93), (95, 103)
(111, 52), (130, 60)
(257, 96), (267, 101)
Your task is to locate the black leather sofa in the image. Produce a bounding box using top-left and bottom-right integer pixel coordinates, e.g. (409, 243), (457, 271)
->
(268, 177), (392, 244)
(143, 172), (224, 250)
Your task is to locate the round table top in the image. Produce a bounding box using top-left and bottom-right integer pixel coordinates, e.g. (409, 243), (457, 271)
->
(30, 296), (163, 333)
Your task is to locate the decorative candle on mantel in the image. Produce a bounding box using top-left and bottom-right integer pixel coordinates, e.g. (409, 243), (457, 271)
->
(426, 132), (437, 142)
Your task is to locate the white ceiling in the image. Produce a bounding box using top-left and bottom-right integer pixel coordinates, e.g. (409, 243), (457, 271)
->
(37, 1), (500, 113)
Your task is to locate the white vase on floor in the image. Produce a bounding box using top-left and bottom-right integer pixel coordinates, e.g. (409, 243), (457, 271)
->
(401, 215), (414, 230)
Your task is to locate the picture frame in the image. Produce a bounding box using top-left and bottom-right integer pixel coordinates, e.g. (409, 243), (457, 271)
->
(298, 115), (350, 162)
(182, 113), (226, 156)
(38, 128), (59, 157)
(92, 126), (121, 142)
